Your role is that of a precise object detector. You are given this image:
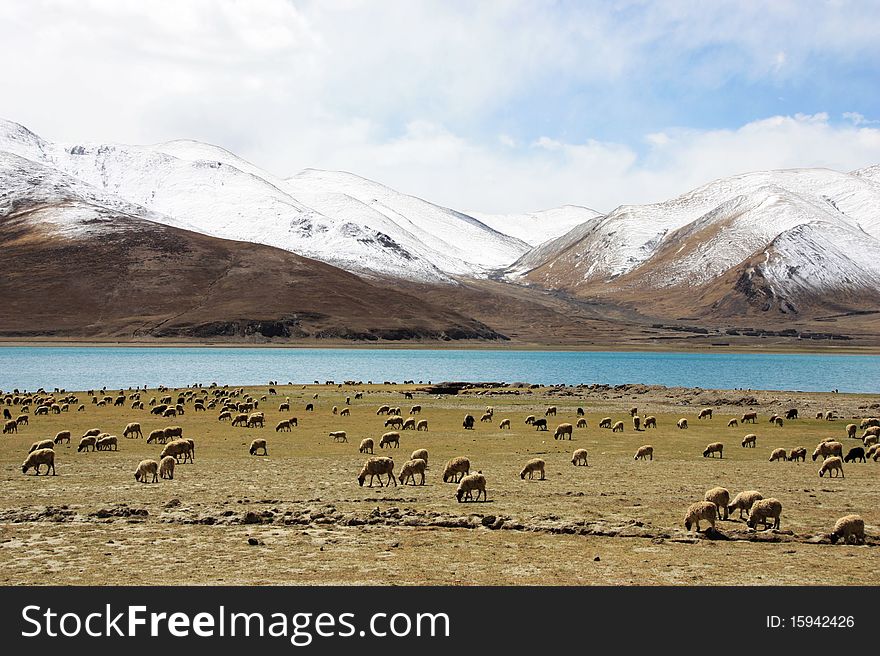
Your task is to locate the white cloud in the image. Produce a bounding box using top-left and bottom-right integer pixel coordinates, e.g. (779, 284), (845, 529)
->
(0, 1), (879, 213)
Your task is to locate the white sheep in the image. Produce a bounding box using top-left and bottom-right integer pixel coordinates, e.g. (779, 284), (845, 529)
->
(769, 447), (787, 462)
(684, 501), (717, 532)
(399, 458), (427, 486)
(329, 430), (348, 443)
(727, 419), (738, 427)
(456, 473), (487, 502)
(830, 515), (866, 545)
(442, 456), (470, 483)
(29, 439), (55, 453)
(742, 434), (757, 448)
(499, 419), (511, 430)
(677, 418), (688, 430)
(359, 438), (374, 454)
(634, 445), (654, 461)
(702, 442), (723, 458)
(698, 408), (713, 420)
(612, 420), (624, 432)
(571, 448), (589, 466)
(249, 439), (269, 456)
(818, 456), (844, 478)
(812, 441), (843, 461)
(159, 455), (175, 480)
(747, 498), (782, 530)
(357, 457), (397, 487)
(554, 423), (573, 440)
(134, 459), (158, 483)
(22, 448), (56, 475)
(599, 417), (612, 429)
(519, 458), (545, 480)
(410, 448), (428, 466)
(704, 487), (730, 520)
(727, 490), (763, 519)
(379, 431), (400, 449)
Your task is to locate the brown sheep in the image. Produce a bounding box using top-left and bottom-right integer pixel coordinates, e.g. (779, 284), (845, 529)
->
(599, 417), (612, 429)
(359, 438), (374, 454)
(519, 458), (546, 480)
(53, 430), (71, 444)
(698, 408), (713, 420)
(385, 416), (404, 429)
(571, 448), (589, 466)
(684, 501), (717, 532)
(742, 434), (757, 448)
(612, 421), (624, 433)
(677, 418), (688, 430)
(29, 439), (55, 453)
(818, 456), (844, 478)
(499, 419), (511, 430)
(545, 406), (557, 416)
(846, 424), (857, 439)
(357, 457), (397, 487)
(134, 459), (158, 483)
(159, 455), (175, 480)
(727, 418), (738, 427)
(741, 412), (758, 424)
(442, 456), (470, 483)
(830, 515), (866, 545)
(3, 419), (18, 434)
(748, 498), (782, 530)
(576, 418), (587, 428)
(702, 442), (723, 458)
(123, 422), (142, 439)
(275, 420), (291, 432)
(812, 441), (843, 461)
(416, 419), (428, 431)
(634, 445), (654, 461)
(705, 487), (730, 520)
(769, 447), (787, 462)
(789, 447), (807, 462)
(399, 458), (427, 486)
(402, 417), (417, 430)
(77, 436), (97, 452)
(554, 423), (573, 440)
(249, 439), (269, 456)
(379, 431), (400, 449)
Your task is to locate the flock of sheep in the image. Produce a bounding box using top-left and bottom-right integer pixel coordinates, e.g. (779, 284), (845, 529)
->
(4, 386), (876, 545)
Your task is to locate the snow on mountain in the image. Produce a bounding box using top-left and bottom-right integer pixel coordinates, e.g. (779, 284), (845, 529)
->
(0, 119), (528, 282)
(469, 205), (601, 246)
(285, 169), (530, 271)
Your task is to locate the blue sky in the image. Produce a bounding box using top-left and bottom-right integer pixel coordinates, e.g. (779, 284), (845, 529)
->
(1, 0), (879, 212)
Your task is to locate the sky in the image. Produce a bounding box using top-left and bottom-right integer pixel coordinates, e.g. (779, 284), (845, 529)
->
(1, 0), (879, 213)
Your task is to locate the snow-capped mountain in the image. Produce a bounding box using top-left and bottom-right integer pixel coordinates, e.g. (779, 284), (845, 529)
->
(0, 119), (529, 283)
(469, 205), (601, 246)
(511, 167), (880, 315)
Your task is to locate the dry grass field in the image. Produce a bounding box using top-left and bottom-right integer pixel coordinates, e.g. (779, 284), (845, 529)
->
(1, 383), (878, 585)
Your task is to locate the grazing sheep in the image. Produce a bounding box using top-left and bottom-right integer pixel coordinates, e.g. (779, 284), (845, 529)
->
(599, 417), (612, 429)
(728, 490), (764, 519)
(748, 498), (782, 530)
(846, 424), (857, 439)
(824, 411), (835, 421)
(545, 406), (557, 416)
(705, 487), (730, 520)
(867, 444), (879, 460)
(684, 501), (717, 532)
(53, 430), (71, 444)
(860, 418), (880, 429)
(329, 430), (347, 443)
(399, 458), (427, 485)
(677, 418), (688, 430)
(499, 419), (511, 430)
(533, 418), (548, 431)
(77, 404), (85, 412)
(520, 458), (545, 480)
(768, 414), (778, 424)
(577, 407), (585, 417)
(379, 431), (400, 449)
(146, 429), (167, 444)
(861, 426), (880, 440)
(576, 418), (587, 429)
(218, 411), (232, 421)
(612, 421), (624, 433)
(741, 412), (758, 424)
(305, 403), (314, 412)
(442, 456), (470, 483)
(279, 402), (290, 412)
(160, 439), (194, 464)
(819, 456), (844, 478)
(554, 423), (573, 440)
(247, 412), (265, 428)
(742, 434), (757, 448)
(703, 442), (723, 458)
(376, 405), (390, 415)
(410, 405), (422, 415)
(830, 515), (866, 545)
(359, 438), (374, 454)
(332, 406), (338, 415)
(410, 448), (428, 466)
(456, 473), (487, 502)
(462, 414), (475, 430)
(698, 408), (713, 420)
(159, 455), (175, 480)
(416, 419), (428, 431)
(524, 415), (536, 425)
(289, 417), (298, 427)
(134, 459), (158, 483)
(275, 420), (291, 432)
(785, 408), (798, 420)
(812, 441), (843, 461)
(571, 448), (589, 466)
(634, 445), (654, 461)
(727, 419), (738, 428)
(3, 419), (18, 434)
(162, 408), (177, 418)
(29, 439), (55, 453)
(231, 413), (248, 427)
(644, 416), (657, 429)
(769, 448), (787, 462)
(16, 414), (29, 426)
(774, 417), (784, 427)
(632, 416), (641, 431)
(96, 435), (118, 451)
(357, 457), (397, 487)
(402, 417), (417, 430)
(844, 447), (866, 463)
(340, 408), (350, 417)
(629, 407), (638, 417)
(249, 439), (268, 456)
(789, 447), (807, 462)
(479, 412), (492, 423)
(864, 434), (879, 447)
(385, 416), (404, 429)
(164, 426), (183, 440)
(123, 422), (142, 439)
(77, 436), (97, 452)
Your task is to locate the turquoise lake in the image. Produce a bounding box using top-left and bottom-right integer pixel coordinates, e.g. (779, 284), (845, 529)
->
(0, 347), (877, 393)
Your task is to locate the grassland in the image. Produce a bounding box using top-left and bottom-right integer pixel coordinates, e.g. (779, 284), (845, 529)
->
(0, 383), (878, 585)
